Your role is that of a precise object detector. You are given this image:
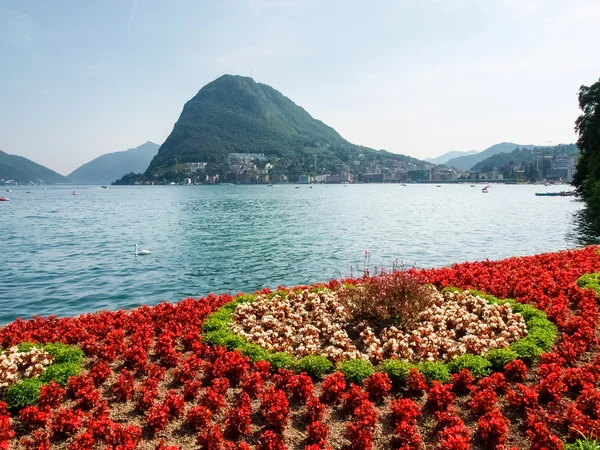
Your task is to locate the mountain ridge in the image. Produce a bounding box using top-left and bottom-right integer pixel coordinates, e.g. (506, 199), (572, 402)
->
(116, 74), (430, 183)
(425, 150), (478, 165)
(68, 141), (160, 185)
(444, 142), (536, 170)
(0, 150), (67, 184)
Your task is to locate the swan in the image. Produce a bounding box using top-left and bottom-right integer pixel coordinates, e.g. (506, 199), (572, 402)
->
(135, 244), (151, 256)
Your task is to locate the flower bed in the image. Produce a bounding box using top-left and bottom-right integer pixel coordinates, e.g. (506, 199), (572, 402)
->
(228, 286), (528, 363)
(203, 284), (555, 383)
(0, 247), (598, 449)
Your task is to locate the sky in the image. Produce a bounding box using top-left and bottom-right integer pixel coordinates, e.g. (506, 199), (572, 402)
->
(1, 0), (599, 175)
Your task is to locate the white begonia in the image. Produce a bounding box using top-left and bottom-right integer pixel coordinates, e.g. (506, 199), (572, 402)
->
(231, 287), (527, 364)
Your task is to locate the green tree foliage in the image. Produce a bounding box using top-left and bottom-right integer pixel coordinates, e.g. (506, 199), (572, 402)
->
(573, 79), (600, 208)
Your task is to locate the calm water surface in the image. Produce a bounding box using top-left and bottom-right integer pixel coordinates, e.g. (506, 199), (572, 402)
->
(0, 184), (589, 324)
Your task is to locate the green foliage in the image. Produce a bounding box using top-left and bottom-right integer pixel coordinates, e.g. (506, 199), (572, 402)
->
(573, 79), (600, 204)
(295, 355), (334, 379)
(265, 352), (294, 371)
(486, 348), (519, 371)
(237, 342), (269, 363)
(378, 359), (414, 384)
(43, 343), (84, 364)
(578, 273), (600, 295)
(418, 362), (451, 384)
(338, 359), (375, 384)
(510, 339), (542, 362)
(40, 362), (82, 385)
(16, 342), (37, 352)
(5, 378), (43, 409)
(527, 320), (558, 351)
(447, 354), (491, 379)
(565, 439), (600, 450)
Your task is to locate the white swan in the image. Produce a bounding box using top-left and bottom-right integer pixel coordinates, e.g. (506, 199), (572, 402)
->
(135, 244), (151, 256)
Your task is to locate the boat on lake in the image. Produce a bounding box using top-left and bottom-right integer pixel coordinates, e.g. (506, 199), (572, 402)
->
(0, 197), (9, 202)
(482, 187), (489, 193)
(535, 191), (577, 197)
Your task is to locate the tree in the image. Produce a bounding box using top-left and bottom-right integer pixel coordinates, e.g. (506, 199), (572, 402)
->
(573, 79), (600, 210)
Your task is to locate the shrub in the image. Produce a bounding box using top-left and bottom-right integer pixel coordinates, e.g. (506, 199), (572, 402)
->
(485, 348), (518, 371)
(527, 320), (558, 351)
(16, 342), (37, 352)
(295, 355), (334, 379)
(418, 362), (450, 384)
(265, 352), (294, 371)
(43, 343), (84, 364)
(377, 359), (413, 385)
(337, 272), (435, 330)
(5, 378), (43, 408)
(447, 354), (491, 379)
(338, 359), (375, 384)
(510, 339), (542, 362)
(40, 362), (82, 385)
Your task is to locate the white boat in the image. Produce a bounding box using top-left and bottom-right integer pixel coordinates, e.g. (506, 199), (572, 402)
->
(482, 188), (489, 193)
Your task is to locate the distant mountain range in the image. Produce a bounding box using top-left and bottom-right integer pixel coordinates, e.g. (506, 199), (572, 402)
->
(0, 150), (67, 184)
(471, 144), (578, 173)
(68, 142), (159, 185)
(425, 150), (478, 165)
(117, 74), (430, 184)
(443, 143), (536, 171)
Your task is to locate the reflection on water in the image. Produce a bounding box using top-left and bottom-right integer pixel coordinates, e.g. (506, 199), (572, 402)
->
(568, 205), (600, 246)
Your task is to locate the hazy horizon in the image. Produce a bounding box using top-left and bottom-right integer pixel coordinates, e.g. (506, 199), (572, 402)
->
(1, 0), (599, 175)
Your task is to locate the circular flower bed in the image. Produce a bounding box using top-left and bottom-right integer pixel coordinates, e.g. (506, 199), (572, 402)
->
(230, 286), (528, 364)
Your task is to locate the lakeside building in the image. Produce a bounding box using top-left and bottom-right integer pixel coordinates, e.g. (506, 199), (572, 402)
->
(183, 162), (208, 172)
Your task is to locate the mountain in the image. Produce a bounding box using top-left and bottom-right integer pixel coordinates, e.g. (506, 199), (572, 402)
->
(445, 142), (536, 171)
(120, 75), (428, 184)
(472, 144), (578, 173)
(425, 150), (478, 165)
(0, 150), (67, 184)
(68, 142), (160, 185)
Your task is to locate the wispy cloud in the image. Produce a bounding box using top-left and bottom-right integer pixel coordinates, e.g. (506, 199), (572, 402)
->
(128, 0), (139, 34)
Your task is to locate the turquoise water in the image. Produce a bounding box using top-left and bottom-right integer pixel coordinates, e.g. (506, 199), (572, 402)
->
(0, 184), (587, 324)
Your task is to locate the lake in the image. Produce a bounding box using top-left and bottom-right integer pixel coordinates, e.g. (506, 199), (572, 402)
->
(0, 183), (589, 324)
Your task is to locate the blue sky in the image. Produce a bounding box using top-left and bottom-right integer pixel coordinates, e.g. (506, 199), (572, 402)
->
(1, 0), (599, 174)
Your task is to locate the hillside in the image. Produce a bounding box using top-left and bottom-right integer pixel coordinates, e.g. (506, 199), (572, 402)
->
(0, 150), (67, 184)
(121, 75), (428, 183)
(425, 150), (478, 165)
(445, 142), (535, 170)
(472, 144), (578, 172)
(68, 142), (159, 185)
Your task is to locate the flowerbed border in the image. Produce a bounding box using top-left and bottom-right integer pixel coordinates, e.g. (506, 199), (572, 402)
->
(201, 286), (558, 384)
(1, 342), (84, 408)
